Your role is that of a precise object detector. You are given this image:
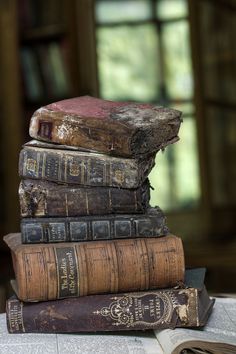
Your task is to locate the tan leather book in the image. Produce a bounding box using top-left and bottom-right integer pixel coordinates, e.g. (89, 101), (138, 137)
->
(4, 233), (185, 302)
(29, 96), (182, 157)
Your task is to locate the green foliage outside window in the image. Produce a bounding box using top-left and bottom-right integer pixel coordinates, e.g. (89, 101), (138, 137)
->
(95, 0), (201, 211)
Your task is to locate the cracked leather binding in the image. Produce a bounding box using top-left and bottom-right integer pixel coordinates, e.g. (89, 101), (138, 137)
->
(19, 179), (150, 217)
(29, 96), (182, 157)
(19, 141), (156, 189)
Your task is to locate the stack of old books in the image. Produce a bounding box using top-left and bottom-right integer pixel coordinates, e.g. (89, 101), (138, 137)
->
(4, 96), (214, 333)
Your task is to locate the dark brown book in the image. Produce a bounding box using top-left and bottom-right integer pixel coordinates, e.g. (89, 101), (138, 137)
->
(4, 233), (185, 302)
(21, 207), (169, 243)
(19, 179), (150, 217)
(29, 96), (182, 157)
(19, 140), (155, 188)
(6, 269), (214, 333)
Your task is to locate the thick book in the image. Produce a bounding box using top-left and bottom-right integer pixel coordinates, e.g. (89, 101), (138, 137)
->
(29, 96), (182, 157)
(21, 207), (169, 244)
(6, 270), (214, 333)
(19, 179), (150, 217)
(19, 140), (155, 188)
(3, 298), (236, 354)
(4, 233), (185, 302)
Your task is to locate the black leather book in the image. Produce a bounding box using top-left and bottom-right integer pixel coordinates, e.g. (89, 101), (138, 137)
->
(21, 207), (169, 243)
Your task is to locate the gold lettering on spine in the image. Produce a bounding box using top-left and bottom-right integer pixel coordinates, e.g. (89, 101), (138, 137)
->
(20, 301), (25, 332)
(93, 292), (173, 328)
(8, 299), (25, 333)
(55, 247), (79, 298)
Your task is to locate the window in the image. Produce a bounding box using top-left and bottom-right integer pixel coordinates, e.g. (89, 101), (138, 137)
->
(95, 0), (200, 211)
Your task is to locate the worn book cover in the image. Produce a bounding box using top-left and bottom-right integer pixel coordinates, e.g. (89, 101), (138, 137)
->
(19, 179), (150, 217)
(29, 96), (182, 157)
(19, 140), (155, 188)
(4, 233), (185, 302)
(21, 207), (169, 243)
(5, 298), (236, 354)
(6, 269), (214, 333)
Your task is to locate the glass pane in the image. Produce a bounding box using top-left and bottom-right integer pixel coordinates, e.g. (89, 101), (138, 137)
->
(170, 102), (194, 117)
(162, 21), (193, 100)
(96, 0), (152, 24)
(149, 116), (200, 210)
(157, 0), (188, 20)
(96, 25), (160, 101)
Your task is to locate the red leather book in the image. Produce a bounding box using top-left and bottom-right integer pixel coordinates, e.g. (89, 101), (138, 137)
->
(29, 96), (182, 157)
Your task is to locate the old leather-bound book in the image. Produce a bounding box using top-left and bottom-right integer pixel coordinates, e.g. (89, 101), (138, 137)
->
(6, 269), (214, 333)
(21, 207), (169, 243)
(19, 140), (155, 188)
(4, 233), (185, 302)
(29, 96), (182, 157)
(19, 179), (150, 217)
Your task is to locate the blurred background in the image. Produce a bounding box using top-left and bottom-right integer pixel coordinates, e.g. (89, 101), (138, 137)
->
(0, 0), (235, 311)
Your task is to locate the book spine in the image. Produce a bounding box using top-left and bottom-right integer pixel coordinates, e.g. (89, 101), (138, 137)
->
(19, 146), (154, 188)
(12, 235), (185, 301)
(19, 179), (150, 217)
(20, 210), (169, 243)
(29, 110), (133, 157)
(6, 287), (200, 333)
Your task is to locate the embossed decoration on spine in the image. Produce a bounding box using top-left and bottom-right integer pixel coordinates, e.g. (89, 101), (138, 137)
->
(93, 292), (174, 328)
(6, 285), (214, 333)
(20, 207), (169, 243)
(19, 144), (155, 188)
